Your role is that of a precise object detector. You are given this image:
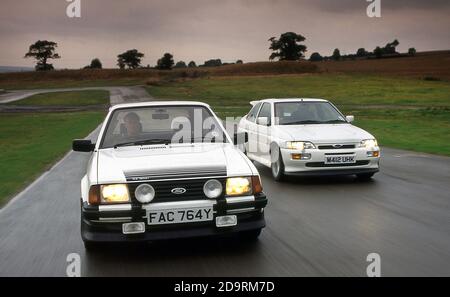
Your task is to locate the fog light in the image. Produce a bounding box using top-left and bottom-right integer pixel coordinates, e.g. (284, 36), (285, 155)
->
(135, 183), (155, 204)
(292, 153), (311, 160)
(216, 215), (237, 227)
(122, 222), (145, 234)
(367, 151), (380, 157)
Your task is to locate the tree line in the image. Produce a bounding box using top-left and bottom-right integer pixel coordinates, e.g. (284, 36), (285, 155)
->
(23, 34), (417, 71)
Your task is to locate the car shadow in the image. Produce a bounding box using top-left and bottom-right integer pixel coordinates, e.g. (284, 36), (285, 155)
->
(254, 162), (378, 187)
(82, 234), (264, 276)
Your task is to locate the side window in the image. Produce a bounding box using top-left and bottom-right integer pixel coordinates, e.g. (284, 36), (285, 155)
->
(246, 102), (262, 123)
(257, 103), (271, 125)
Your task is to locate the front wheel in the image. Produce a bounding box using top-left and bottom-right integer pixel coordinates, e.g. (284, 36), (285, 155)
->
(271, 149), (285, 182)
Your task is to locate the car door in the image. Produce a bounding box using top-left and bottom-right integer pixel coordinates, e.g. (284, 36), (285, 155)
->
(242, 102), (262, 159)
(255, 102), (272, 164)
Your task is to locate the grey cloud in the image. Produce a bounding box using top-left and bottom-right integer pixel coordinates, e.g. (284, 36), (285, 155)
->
(0, 0), (449, 68)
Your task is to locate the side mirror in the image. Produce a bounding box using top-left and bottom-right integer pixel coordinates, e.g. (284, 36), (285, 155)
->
(233, 132), (248, 145)
(256, 117), (269, 126)
(346, 115), (354, 123)
(73, 139), (95, 152)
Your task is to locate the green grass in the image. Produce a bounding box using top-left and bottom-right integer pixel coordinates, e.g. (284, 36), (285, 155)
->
(7, 90), (110, 106)
(147, 74), (450, 109)
(146, 74), (450, 156)
(349, 108), (450, 156)
(0, 112), (105, 206)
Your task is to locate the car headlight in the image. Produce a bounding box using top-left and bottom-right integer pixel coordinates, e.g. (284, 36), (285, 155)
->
(203, 179), (223, 199)
(135, 183), (155, 203)
(359, 139), (378, 149)
(226, 177), (252, 196)
(100, 184), (130, 203)
(285, 141), (316, 150)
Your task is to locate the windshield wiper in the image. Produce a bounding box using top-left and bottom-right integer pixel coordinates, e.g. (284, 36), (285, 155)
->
(114, 138), (171, 148)
(284, 120), (322, 125)
(321, 119), (347, 124)
(173, 136), (227, 144)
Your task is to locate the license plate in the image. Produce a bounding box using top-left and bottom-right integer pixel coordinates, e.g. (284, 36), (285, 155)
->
(325, 155), (356, 164)
(147, 207), (213, 225)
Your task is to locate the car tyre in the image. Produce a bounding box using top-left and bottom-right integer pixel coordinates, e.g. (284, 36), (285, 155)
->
(356, 173), (375, 180)
(271, 149), (285, 182)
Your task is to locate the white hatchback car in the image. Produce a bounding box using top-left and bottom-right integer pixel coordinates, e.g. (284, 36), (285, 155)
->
(238, 98), (380, 181)
(73, 101), (267, 250)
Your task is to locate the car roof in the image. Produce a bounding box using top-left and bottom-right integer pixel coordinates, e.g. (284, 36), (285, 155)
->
(250, 98), (329, 105)
(109, 101), (211, 111)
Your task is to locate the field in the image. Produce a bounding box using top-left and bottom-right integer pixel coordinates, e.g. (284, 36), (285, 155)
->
(0, 51), (449, 205)
(7, 90), (110, 106)
(145, 74), (450, 156)
(0, 111), (105, 206)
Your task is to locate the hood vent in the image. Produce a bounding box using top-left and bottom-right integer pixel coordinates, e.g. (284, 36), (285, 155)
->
(125, 165), (227, 182)
(140, 146), (167, 150)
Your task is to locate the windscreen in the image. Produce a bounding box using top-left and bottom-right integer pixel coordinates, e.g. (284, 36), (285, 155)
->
(274, 102), (346, 125)
(101, 105), (226, 148)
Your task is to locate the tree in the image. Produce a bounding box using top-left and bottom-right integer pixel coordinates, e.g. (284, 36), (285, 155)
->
(188, 61), (197, 68)
(174, 61), (187, 68)
(356, 48), (368, 57)
(408, 47), (417, 56)
(384, 39), (399, 54)
(374, 46), (383, 58)
(89, 58), (102, 69)
(117, 49), (144, 69)
(236, 59), (243, 64)
(24, 40), (61, 71)
(268, 32), (307, 61)
(156, 53), (174, 70)
(203, 59), (222, 67)
(332, 48), (341, 61)
(309, 52), (323, 62)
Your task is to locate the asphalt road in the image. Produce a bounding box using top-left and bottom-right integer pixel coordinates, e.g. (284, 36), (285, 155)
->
(0, 89), (449, 276)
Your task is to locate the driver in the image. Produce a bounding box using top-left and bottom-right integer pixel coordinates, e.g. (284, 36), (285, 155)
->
(123, 112), (142, 137)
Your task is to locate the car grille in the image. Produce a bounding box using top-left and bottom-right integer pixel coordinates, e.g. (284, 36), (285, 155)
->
(128, 178), (226, 204)
(318, 144), (356, 150)
(305, 160), (370, 167)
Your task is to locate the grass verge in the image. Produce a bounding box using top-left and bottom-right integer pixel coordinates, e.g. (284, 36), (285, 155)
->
(146, 74), (450, 156)
(7, 90), (110, 106)
(0, 111), (105, 206)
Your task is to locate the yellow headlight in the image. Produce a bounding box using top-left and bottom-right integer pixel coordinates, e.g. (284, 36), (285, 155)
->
(360, 139), (378, 149)
(101, 184), (130, 203)
(226, 177), (252, 196)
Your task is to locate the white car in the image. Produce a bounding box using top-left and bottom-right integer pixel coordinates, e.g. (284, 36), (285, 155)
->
(73, 101), (267, 250)
(238, 98), (380, 181)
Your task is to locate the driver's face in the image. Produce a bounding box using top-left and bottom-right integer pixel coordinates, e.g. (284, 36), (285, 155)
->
(124, 117), (140, 137)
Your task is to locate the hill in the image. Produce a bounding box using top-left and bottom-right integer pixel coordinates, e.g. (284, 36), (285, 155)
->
(0, 50), (448, 90)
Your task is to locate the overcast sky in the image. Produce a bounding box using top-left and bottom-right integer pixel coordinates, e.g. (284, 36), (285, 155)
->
(1, 0), (449, 68)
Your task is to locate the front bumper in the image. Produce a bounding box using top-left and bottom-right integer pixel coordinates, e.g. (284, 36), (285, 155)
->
(280, 147), (380, 175)
(81, 193), (268, 243)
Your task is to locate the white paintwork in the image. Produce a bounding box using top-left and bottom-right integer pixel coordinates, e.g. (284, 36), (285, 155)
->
(80, 101), (260, 203)
(238, 98), (381, 174)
